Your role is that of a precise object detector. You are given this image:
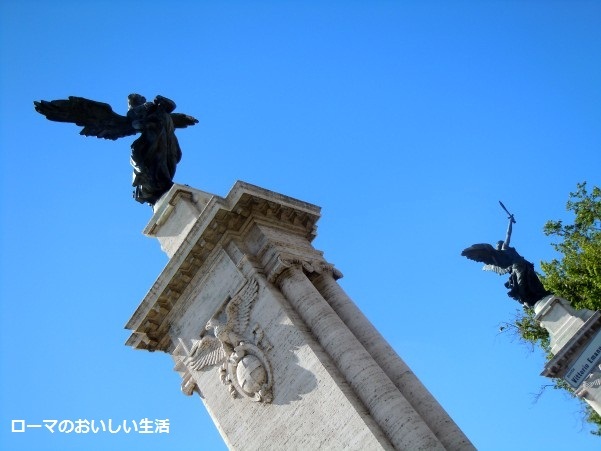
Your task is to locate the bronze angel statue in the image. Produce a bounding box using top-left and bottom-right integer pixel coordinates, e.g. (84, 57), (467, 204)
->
(34, 94), (198, 205)
(461, 205), (550, 307)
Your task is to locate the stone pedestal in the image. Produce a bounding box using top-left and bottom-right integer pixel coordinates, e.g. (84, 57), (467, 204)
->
(535, 295), (601, 414)
(125, 181), (474, 450)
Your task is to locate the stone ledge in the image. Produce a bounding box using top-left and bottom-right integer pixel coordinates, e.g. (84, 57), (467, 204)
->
(125, 181), (321, 352)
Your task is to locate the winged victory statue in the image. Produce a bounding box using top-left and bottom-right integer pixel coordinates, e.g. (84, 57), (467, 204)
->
(34, 94), (198, 205)
(461, 203), (550, 307)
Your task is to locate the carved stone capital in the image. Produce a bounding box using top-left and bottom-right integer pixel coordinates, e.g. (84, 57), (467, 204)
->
(268, 256), (342, 286)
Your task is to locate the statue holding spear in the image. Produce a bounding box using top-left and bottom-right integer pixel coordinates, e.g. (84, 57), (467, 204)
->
(461, 202), (550, 307)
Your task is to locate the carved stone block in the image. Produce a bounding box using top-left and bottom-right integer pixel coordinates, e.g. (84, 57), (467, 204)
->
(126, 181), (474, 450)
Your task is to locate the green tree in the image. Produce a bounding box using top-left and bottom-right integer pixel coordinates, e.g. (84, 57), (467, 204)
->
(515, 182), (601, 434)
(541, 182), (601, 311)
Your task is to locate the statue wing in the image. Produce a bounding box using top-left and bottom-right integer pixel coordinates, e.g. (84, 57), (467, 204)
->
(482, 263), (512, 275)
(461, 243), (514, 274)
(184, 336), (225, 371)
(226, 278), (259, 335)
(34, 96), (136, 140)
(171, 113), (199, 129)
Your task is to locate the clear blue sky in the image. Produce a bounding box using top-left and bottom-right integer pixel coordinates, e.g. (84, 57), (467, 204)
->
(1, 1), (600, 450)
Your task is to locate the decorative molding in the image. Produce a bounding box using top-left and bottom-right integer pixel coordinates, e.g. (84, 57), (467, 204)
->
(173, 277), (274, 403)
(584, 366), (601, 389)
(575, 365), (601, 399)
(268, 256), (343, 285)
(126, 183), (321, 353)
(221, 338), (274, 403)
(172, 341), (200, 397)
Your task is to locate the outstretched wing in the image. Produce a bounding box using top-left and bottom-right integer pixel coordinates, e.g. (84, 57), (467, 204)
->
(34, 96), (136, 140)
(461, 243), (514, 273)
(482, 263), (512, 275)
(171, 113), (199, 129)
(226, 278), (259, 335)
(184, 336), (225, 371)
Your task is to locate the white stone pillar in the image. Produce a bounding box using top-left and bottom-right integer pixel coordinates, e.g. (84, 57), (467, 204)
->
(309, 269), (474, 451)
(126, 180), (475, 450)
(536, 295), (601, 416)
(144, 184), (213, 257)
(276, 263), (445, 451)
(535, 295), (596, 355)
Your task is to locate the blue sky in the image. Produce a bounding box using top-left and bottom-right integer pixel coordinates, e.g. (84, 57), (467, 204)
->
(1, 1), (600, 450)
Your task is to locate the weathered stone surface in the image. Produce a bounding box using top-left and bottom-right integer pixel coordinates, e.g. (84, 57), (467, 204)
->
(145, 184), (213, 257)
(125, 181), (474, 450)
(535, 295), (596, 355)
(174, 252), (395, 449)
(310, 271), (473, 451)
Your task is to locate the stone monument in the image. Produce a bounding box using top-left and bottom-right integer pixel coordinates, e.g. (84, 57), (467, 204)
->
(34, 97), (473, 449)
(125, 182), (475, 450)
(462, 206), (601, 417)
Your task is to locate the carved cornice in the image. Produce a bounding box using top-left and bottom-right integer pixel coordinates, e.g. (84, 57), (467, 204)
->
(125, 182), (321, 353)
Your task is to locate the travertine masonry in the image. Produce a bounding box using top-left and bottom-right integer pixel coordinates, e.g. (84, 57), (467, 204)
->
(126, 181), (474, 450)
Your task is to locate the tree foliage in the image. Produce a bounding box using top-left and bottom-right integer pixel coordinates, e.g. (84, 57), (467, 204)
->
(514, 182), (601, 435)
(515, 308), (549, 353)
(541, 182), (601, 311)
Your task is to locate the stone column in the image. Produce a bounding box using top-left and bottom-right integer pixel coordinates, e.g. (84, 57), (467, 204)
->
(126, 181), (475, 450)
(276, 263), (445, 451)
(309, 269), (474, 451)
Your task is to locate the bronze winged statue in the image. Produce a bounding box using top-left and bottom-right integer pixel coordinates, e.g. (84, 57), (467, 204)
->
(461, 208), (550, 307)
(34, 94), (198, 205)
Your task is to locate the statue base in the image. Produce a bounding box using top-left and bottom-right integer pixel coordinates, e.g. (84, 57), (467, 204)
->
(535, 296), (601, 415)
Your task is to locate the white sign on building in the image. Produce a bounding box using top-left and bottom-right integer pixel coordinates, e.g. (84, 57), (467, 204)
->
(564, 331), (601, 389)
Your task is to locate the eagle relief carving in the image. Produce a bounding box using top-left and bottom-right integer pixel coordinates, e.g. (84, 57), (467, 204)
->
(176, 278), (274, 403)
